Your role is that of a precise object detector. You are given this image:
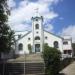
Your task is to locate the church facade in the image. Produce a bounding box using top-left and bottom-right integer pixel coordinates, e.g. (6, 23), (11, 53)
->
(15, 15), (73, 58)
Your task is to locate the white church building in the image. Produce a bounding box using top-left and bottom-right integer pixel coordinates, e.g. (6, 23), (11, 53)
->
(14, 14), (73, 58)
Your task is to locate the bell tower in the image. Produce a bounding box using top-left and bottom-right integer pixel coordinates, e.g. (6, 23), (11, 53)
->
(31, 12), (44, 53)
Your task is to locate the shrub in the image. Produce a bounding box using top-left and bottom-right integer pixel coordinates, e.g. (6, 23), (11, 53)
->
(43, 44), (61, 75)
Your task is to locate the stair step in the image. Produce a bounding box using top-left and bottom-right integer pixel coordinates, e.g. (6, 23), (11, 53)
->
(6, 62), (45, 75)
(6, 54), (45, 75)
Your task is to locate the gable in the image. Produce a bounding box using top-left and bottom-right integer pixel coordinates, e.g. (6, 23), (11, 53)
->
(16, 30), (62, 42)
(44, 30), (62, 39)
(16, 31), (31, 41)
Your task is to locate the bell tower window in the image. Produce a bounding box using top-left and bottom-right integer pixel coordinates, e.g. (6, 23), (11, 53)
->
(35, 36), (40, 40)
(35, 24), (39, 29)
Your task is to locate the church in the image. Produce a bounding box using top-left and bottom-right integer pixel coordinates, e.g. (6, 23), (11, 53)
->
(15, 14), (73, 58)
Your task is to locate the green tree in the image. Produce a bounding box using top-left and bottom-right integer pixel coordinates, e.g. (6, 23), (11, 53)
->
(43, 44), (61, 75)
(0, 0), (14, 55)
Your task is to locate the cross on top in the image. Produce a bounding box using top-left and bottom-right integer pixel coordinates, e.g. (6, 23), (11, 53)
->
(35, 8), (39, 14)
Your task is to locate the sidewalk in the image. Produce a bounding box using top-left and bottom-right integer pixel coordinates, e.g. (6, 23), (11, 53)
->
(60, 61), (75, 75)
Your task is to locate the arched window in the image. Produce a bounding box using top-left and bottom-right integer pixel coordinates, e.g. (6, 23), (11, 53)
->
(28, 44), (31, 50)
(35, 36), (40, 40)
(18, 43), (23, 50)
(54, 41), (59, 48)
(35, 24), (39, 29)
(28, 44), (32, 53)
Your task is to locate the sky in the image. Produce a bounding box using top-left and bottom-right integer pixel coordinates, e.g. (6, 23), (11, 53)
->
(7, 0), (75, 42)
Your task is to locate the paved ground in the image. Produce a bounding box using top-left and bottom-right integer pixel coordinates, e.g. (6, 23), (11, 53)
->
(60, 61), (75, 75)
(7, 53), (44, 63)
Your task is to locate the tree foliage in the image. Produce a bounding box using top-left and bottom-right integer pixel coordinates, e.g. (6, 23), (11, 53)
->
(0, 0), (14, 53)
(43, 44), (61, 75)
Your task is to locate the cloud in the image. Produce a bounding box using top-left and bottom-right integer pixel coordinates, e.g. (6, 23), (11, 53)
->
(60, 25), (75, 43)
(10, 23), (31, 31)
(38, 0), (63, 4)
(44, 24), (53, 32)
(8, 0), (62, 31)
(7, 0), (16, 8)
(59, 17), (64, 20)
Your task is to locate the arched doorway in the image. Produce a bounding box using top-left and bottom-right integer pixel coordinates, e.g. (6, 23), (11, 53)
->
(35, 44), (40, 52)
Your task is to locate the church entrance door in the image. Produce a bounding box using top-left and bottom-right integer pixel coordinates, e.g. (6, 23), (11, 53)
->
(35, 44), (40, 52)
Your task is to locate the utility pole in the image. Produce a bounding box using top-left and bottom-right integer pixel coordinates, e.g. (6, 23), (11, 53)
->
(24, 51), (25, 75)
(3, 59), (5, 75)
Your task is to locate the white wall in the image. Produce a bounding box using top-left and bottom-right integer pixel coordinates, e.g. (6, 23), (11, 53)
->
(63, 40), (72, 50)
(15, 32), (33, 55)
(44, 31), (63, 53)
(15, 31), (64, 55)
(14, 31), (28, 40)
(62, 36), (72, 50)
(32, 17), (44, 52)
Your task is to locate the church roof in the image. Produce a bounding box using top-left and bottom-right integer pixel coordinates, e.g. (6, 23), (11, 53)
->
(16, 30), (63, 41)
(16, 31), (31, 41)
(45, 30), (63, 39)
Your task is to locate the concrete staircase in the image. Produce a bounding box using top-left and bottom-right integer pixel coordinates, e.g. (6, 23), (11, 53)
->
(7, 53), (44, 63)
(25, 63), (44, 74)
(6, 63), (24, 75)
(6, 53), (45, 75)
(6, 63), (44, 75)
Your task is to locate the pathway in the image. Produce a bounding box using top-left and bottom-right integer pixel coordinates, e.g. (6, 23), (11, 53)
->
(60, 61), (75, 75)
